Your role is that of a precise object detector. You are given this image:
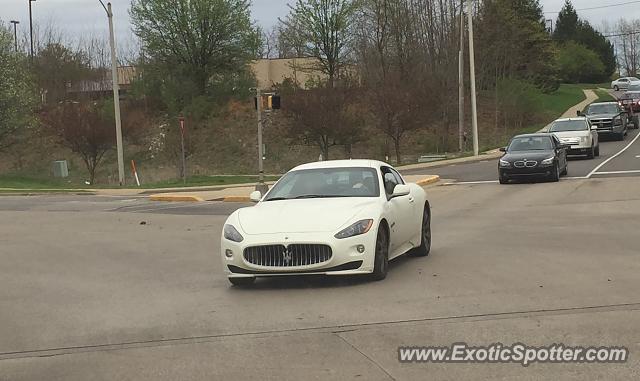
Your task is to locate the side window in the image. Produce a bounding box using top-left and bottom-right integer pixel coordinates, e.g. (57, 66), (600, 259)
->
(381, 167), (399, 197)
(389, 168), (405, 185)
(621, 78), (629, 83)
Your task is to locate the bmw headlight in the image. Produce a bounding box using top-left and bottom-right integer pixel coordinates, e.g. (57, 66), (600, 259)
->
(541, 157), (554, 165)
(224, 224), (244, 242)
(335, 219), (374, 239)
(499, 159), (511, 168)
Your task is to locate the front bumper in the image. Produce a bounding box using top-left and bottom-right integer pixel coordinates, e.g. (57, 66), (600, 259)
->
(221, 230), (377, 278)
(499, 164), (555, 178)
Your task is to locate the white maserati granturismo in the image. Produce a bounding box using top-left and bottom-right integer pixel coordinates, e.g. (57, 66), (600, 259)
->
(220, 160), (431, 286)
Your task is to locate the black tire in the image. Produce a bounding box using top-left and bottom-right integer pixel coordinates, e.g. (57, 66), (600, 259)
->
(409, 203), (431, 257)
(614, 85), (619, 91)
(633, 116), (639, 129)
(550, 163), (560, 182)
(618, 131), (625, 141)
(370, 224), (389, 281)
(595, 145), (600, 157)
(499, 171), (508, 184)
(587, 145), (594, 159)
(561, 164), (568, 176)
(229, 277), (255, 286)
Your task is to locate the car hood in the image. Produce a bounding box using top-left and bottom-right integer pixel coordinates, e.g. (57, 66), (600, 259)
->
(551, 131), (590, 138)
(502, 150), (554, 162)
(237, 198), (378, 234)
(586, 113), (615, 120)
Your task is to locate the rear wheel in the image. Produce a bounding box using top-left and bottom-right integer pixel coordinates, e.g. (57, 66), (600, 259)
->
(229, 277), (255, 286)
(409, 204), (431, 257)
(370, 225), (389, 281)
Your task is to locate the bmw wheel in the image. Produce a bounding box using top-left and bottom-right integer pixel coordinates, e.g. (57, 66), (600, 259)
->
(550, 163), (560, 182)
(371, 225), (389, 281)
(409, 203), (431, 257)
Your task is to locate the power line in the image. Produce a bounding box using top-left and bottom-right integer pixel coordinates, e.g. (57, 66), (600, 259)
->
(544, 0), (640, 14)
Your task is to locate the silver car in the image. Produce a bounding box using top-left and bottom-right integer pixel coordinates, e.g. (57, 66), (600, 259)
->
(611, 77), (640, 91)
(548, 117), (599, 159)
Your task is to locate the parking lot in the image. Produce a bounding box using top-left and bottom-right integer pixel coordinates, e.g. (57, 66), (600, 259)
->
(1, 167), (640, 379)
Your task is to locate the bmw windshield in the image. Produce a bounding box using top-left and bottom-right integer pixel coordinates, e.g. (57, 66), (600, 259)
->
(264, 167), (380, 201)
(507, 136), (553, 152)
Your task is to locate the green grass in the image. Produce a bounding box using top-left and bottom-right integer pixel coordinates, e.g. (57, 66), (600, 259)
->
(573, 83), (610, 90)
(0, 174), (280, 190)
(592, 88), (616, 102)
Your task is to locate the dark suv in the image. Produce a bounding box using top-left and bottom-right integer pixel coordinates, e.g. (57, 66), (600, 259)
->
(581, 102), (627, 141)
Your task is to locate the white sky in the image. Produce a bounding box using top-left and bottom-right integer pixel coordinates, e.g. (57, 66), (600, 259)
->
(0, 0), (637, 47)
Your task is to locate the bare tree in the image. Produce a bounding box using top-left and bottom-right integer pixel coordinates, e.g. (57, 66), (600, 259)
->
(617, 19), (640, 76)
(43, 102), (115, 184)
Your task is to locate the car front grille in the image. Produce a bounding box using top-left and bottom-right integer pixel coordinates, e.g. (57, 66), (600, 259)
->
(513, 160), (538, 168)
(560, 138), (580, 145)
(243, 244), (332, 267)
(590, 119), (613, 128)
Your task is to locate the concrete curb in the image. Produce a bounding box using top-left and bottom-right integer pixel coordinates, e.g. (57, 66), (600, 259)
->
(415, 175), (441, 186)
(149, 194), (204, 202)
(221, 196), (251, 203)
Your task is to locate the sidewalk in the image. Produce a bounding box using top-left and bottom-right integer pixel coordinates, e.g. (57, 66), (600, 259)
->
(540, 89), (597, 132)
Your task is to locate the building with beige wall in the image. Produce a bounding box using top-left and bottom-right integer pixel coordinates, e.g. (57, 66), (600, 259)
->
(251, 58), (325, 90)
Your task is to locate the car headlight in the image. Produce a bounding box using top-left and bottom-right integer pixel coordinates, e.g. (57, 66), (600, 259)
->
(335, 219), (374, 239)
(541, 157), (554, 165)
(580, 136), (588, 143)
(499, 159), (511, 168)
(224, 224), (244, 242)
(614, 118), (622, 125)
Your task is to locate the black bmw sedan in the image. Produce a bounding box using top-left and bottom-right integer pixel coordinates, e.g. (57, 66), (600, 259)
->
(498, 133), (569, 184)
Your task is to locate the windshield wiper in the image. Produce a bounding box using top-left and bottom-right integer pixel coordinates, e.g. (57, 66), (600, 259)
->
(264, 197), (289, 201)
(293, 194), (345, 199)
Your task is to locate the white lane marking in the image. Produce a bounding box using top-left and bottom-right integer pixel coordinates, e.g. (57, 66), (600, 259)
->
(587, 130), (640, 178)
(565, 176), (589, 180)
(592, 170), (640, 175)
(636, 155), (640, 158)
(444, 180), (499, 185)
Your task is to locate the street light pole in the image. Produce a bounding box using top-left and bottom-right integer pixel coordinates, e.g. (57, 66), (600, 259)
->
(99, 0), (125, 186)
(458, 0), (465, 153)
(10, 21), (19, 52)
(255, 88), (268, 194)
(28, 0), (35, 58)
(467, 0), (479, 156)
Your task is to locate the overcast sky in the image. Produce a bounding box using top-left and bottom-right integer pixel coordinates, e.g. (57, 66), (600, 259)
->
(1, 0), (638, 47)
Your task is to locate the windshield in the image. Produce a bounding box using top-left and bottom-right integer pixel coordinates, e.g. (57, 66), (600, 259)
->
(508, 136), (553, 152)
(264, 167), (380, 201)
(585, 104), (618, 115)
(549, 120), (588, 132)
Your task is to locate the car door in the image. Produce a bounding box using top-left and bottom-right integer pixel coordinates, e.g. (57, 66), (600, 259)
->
(619, 78), (629, 89)
(381, 166), (413, 252)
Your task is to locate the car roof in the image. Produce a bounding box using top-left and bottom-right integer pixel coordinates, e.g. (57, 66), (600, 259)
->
(588, 102), (618, 106)
(291, 159), (388, 171)
(512, 133), (554, 139)
(553, 117), (587, 122)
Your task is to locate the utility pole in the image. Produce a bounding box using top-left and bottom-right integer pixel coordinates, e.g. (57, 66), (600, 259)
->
(255, 88), (268, 194)
(458, 0), (465, 153)
(467, 0), (479, 156)
(179, 116), (187, 185)
(28, 0), (35, 58)
(99, 1), (125, 186)
(10, 21), (19, 52)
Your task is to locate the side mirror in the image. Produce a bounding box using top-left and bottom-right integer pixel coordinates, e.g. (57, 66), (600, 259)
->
(499, 147), (507, 152)
(576, 110), (583, 117)
(249, 191), (262, 203)
(392, 184), (410, 198)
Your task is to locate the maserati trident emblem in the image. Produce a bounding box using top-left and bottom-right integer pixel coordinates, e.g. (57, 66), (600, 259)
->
(282, 247), (292, 264)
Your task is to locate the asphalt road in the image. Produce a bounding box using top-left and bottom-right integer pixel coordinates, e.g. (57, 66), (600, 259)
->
(1, 166), (640, 379)
(401, 128), (640, 183)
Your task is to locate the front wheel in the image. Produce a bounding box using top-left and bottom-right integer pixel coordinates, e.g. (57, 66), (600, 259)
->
(370, 225), (389, 281)
(614, 85), (620, 91)
(595, 145), (600, 157)
(550, 163), (560, 182)
(409, 203), (431, 257)
(587, 145), (594, 159)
